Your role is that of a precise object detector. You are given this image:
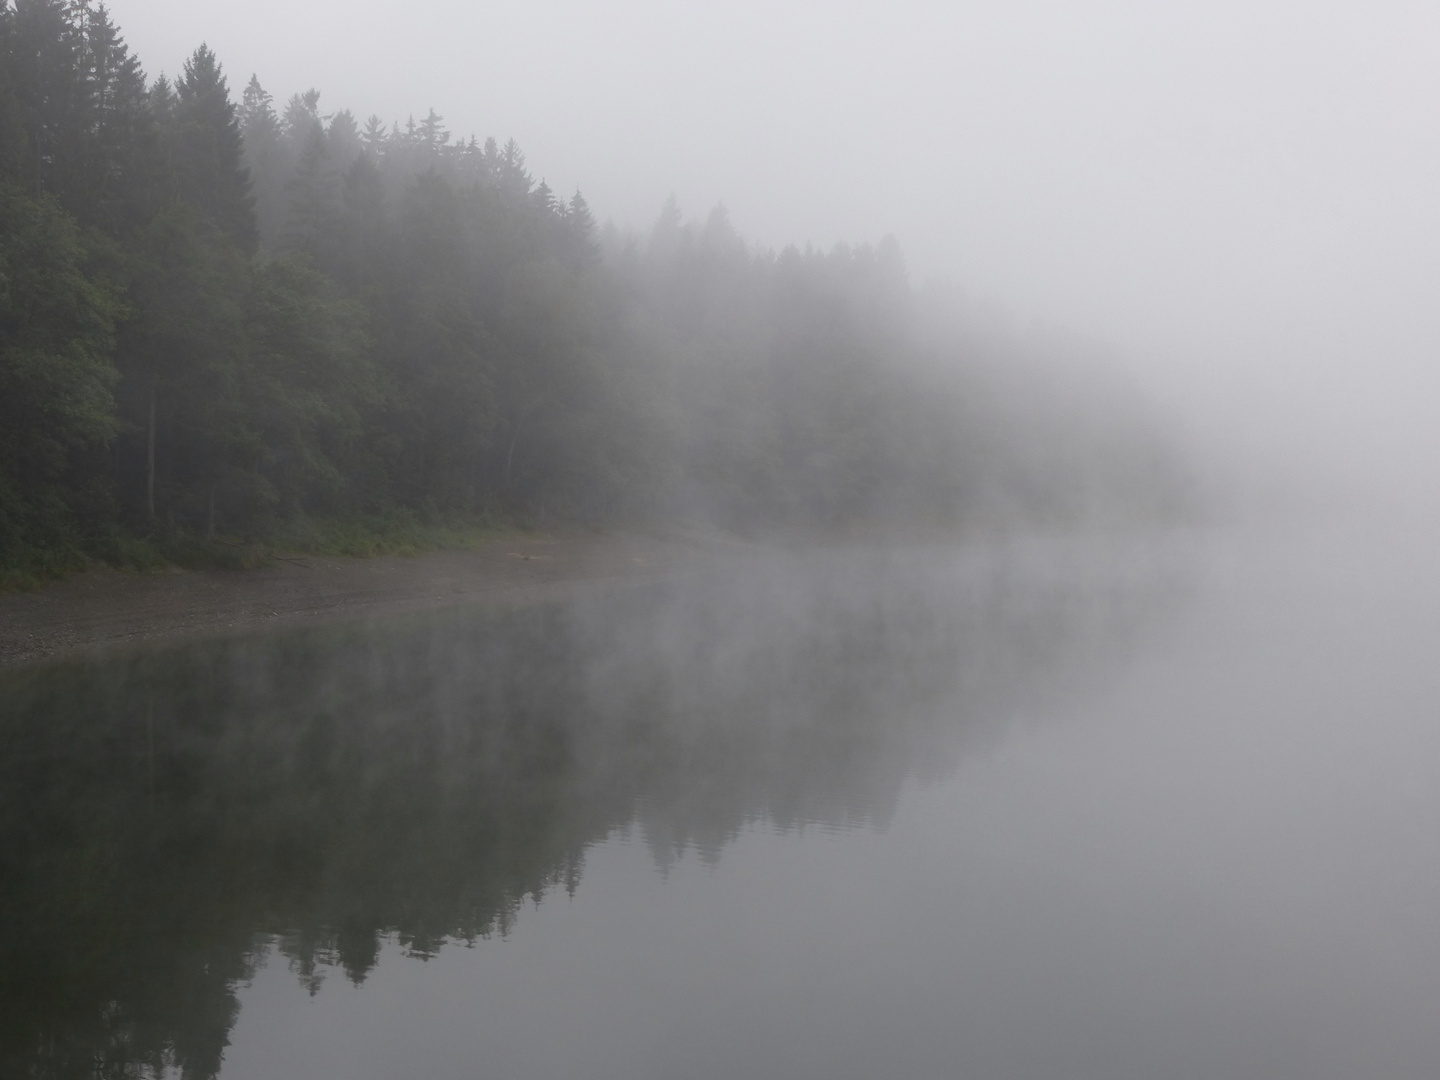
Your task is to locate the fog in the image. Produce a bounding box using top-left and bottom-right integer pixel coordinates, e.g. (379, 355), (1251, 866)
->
(0, 539), (1186, 1076)
(8, 3), (1440, 1076)
(9, 531), (1440, 1077)
(111, 0), (1440, 518)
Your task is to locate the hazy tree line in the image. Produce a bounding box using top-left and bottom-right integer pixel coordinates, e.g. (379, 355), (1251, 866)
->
(0, 0), (1187, 579)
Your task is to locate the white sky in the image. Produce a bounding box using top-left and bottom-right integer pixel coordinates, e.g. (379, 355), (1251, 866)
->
(114, 0), (1440, 507)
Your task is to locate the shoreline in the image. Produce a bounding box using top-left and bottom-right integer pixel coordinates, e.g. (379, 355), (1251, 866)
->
(0, 531), (713, 670)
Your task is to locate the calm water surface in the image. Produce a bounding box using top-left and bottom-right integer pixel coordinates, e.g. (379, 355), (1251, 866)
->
(4, 530), (1439, 1079)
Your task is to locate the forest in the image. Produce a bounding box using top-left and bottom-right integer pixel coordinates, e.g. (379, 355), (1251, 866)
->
(0, 0), (1189, 584)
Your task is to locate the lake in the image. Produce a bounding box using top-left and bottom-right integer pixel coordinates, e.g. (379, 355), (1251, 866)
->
(3, 528), (1438, 1079)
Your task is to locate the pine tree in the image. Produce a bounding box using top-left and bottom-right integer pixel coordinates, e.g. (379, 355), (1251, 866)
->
(416, 107), (447, 161)
(564, 190), (598, 264)
(360, 113), (385, 156)
(78, 2), (159, 232)
(326, 108), (361, 170)
(497, 137), (529, 199)
(281, 87), (321, 140)
(239, 256), (376, 520)
(282, 121), (335, 259)
(114, 198), (247, 528)
(479, 135), (502, 186)
(2, 0), (84, 199)
(649, 194), (683, 260)
(455, 134), (484, 185)
(238, 73), (277, 139)
(169, 44), (255, 252)
(238, 74), (284, 246)
(331, 149), (388, 294)
(531, 178), (555, 215)
(147, 72), (174, 127)
(0, 179), (121, 567)
(0, 4), (19, 178)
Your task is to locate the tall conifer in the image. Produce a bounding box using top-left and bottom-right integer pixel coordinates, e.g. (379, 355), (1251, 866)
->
(170, 44), (254, 252)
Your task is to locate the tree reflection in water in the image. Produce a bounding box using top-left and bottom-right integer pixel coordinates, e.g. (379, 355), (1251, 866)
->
(0, 542), (1184, 1079)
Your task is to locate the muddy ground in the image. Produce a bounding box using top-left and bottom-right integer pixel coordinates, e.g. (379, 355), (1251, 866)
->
(0, 532), (721, 669)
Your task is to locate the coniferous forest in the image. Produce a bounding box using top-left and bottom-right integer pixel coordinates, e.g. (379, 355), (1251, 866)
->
(0, 0), (1189, 583)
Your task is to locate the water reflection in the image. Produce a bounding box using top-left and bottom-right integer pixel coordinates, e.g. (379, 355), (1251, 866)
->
(0, 541), (1182, 1079)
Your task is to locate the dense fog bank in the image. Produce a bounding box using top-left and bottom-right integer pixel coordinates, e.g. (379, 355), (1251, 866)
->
(1, 1), (1190, 581)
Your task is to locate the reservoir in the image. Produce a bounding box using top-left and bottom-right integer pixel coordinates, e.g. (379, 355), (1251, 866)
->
(3, 528), (1438, 1079)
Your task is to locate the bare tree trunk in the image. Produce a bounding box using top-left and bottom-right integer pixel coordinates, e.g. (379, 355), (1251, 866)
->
(146, 692), (156, 817)
(146, 374), (157, 522)
(504, 420), (523, 491)
(505, 398), (545, 491)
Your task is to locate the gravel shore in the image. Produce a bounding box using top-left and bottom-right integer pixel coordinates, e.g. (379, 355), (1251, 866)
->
(0, 532), (712, 668)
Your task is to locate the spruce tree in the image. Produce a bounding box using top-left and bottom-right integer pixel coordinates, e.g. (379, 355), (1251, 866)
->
(326, 108), (361, 170)
(2, 0), (83, 199)
(416, 107), (447, 160)
(497, 137), (529, 199)
(238, 74), (283, 245)
(169, 43), (255, 252)
(282, 121), (335, 259)
(78, 2), (158, 232)
(564, 190), (598, 264)
(0, 180), (121, 568)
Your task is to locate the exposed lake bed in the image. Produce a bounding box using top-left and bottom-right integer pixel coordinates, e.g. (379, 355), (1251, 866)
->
(0, 532), (715, 668)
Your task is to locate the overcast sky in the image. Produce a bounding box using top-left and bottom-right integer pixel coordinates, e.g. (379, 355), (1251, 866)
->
(112, 0), (1440, 507)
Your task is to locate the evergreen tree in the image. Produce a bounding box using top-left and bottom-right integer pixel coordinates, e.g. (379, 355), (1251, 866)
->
(146, 71), (174, 127)
(238, 74), (277, 140)
(169, 44), (254, 252)
(531, 177), (555, 216)
(0, 180), (121, 568)
(326, 108), (361, 170)
(281, 121), (335, 259)
(113, 199), (247, 528)
(564, 190), (598, 265)
(496, 137), (529, 199)
(280, 87), (321, 140)
(0, 0), (1190, 574)
(384, 172), (497, 508)
(331, 149), (388, 295)
(416, 107), (447, 161)
(237, 257), (376, 522)
(75, 1), (158, 232)
(359, 113), (385, 156)
(1, 0), (83, 199)
(238, 73), (283, 245)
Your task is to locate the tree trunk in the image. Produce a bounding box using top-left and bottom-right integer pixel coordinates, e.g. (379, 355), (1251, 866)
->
(146, 374), (157, 522)
(504, 420), (523, 491)
(505, 398), (545, 491)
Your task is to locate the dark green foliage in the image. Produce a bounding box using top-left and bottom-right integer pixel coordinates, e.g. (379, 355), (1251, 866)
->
(0, 2), (157, 232)
(113, 199), (248, 530)
(0, 179), (120, 571)
(168, 44), (254, 252)
(0, 3), (1190, 580)
(236, 256), (375, 520)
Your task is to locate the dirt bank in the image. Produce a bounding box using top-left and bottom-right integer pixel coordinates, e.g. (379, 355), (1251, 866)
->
(0, 532), (716, 669)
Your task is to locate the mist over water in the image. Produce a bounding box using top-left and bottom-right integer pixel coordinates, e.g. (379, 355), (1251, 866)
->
(1, 538), (1182, 1077)
(7, 528), (1440, 1077)
(6, 1), (1440, 1076)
